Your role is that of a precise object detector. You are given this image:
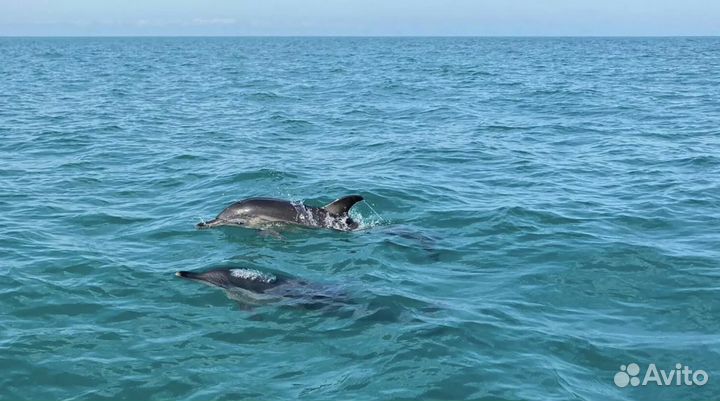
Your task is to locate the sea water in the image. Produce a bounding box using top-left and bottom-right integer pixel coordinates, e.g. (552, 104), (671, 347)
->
(1, 37), (719, 401)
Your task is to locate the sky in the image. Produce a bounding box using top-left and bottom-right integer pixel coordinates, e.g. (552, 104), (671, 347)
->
(1, 0), (719, 36)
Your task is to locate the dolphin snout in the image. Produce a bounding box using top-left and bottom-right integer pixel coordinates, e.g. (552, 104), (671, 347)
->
(176, 271), (200, 280)
(196, 219), (225, 229)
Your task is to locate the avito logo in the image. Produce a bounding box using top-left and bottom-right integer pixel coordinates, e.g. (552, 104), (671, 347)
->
(614, 363), (709, 388)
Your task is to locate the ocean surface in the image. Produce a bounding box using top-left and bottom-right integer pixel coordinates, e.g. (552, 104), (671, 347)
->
(1, 37), (719, 401)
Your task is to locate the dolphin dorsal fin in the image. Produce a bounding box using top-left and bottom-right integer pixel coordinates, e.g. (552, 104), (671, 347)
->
(323, 195), (364, 215)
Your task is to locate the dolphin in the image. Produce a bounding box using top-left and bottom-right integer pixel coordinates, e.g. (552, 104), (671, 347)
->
(176, 267), (344, 308)
(196, 195), (364, 231)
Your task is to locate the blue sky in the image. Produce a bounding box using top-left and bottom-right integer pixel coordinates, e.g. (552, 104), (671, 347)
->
(1, 0), (719, 36)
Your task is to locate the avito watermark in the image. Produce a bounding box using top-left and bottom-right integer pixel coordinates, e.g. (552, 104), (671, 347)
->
(614, 363), (709, 388)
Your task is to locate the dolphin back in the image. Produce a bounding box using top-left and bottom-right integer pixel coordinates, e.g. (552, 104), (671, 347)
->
(176, 268), (282, 293)
(227, 198), (306, 224)
(197, 195), (365, 231)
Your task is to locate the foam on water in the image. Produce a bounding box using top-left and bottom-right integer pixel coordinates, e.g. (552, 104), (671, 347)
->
(351, 201), (386, 229)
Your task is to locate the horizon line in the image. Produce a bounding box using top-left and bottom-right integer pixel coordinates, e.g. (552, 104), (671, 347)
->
(1, 34), (719, 38)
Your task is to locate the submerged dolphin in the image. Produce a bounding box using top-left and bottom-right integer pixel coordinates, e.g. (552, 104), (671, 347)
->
(176, 267), (344, 308)
(196, 195), (364, 231)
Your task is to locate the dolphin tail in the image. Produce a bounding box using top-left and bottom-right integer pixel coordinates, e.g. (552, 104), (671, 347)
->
(323, 195), (364, 215)
(196, 218), (223, 229)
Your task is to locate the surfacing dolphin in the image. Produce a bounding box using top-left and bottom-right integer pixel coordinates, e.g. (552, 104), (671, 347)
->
(196, 195), (364, 231)
(176, 267), (345, 308)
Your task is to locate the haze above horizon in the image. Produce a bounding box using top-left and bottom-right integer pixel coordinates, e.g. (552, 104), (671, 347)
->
(1, 0), (719, 37)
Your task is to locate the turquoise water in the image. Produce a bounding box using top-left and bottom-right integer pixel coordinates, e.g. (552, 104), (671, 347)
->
(1, 37), (719, 401)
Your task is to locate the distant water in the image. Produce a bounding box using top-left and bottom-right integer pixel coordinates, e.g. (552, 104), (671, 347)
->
(1, 37), (719, 401)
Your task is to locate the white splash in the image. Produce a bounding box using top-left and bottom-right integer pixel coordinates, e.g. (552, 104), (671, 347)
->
(348, 205), (385, 229)
(288, 198), (386, 230)
(229, 268), (277, 283)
